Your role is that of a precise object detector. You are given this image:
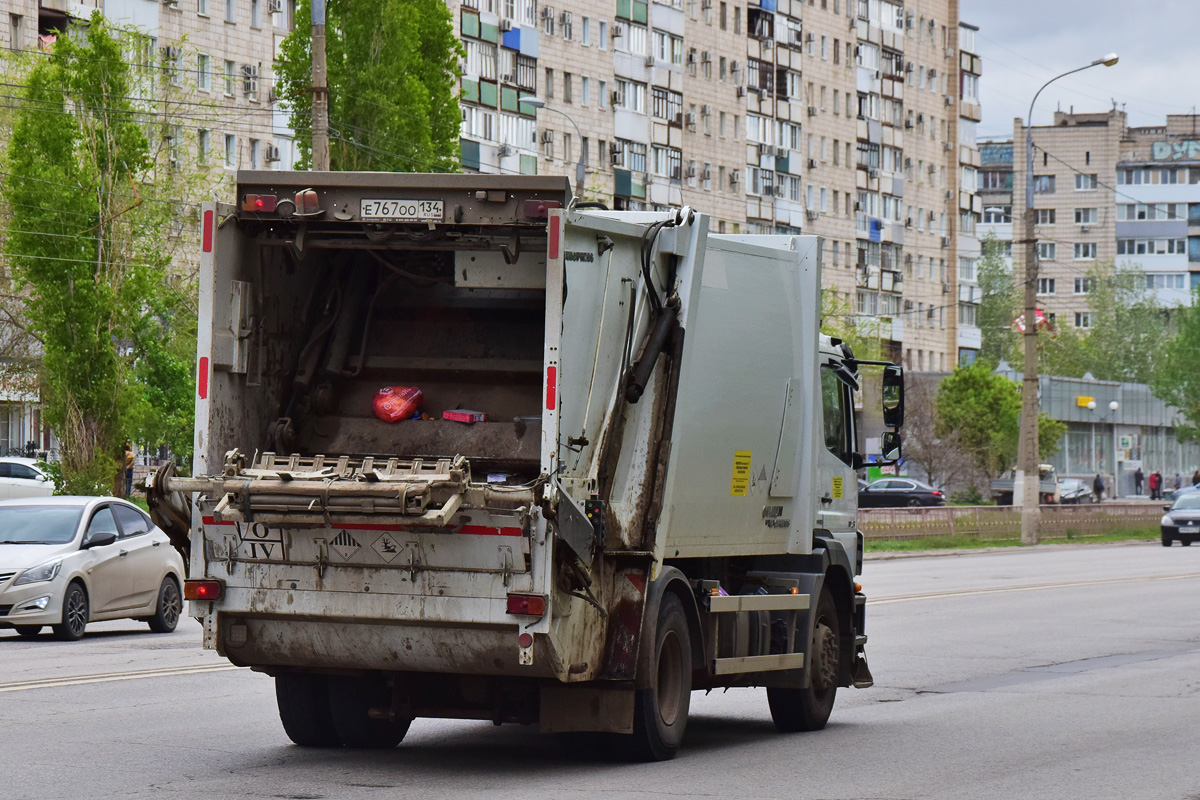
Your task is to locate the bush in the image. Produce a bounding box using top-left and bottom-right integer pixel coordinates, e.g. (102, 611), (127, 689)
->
(948, 486), (988, 506)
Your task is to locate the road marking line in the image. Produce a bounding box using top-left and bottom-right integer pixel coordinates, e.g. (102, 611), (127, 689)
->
(0, 664), (242, 693)
(872, 572), (1200, 605)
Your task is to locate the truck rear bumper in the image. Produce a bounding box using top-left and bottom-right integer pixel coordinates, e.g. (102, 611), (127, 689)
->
(212, 612), (563, 679)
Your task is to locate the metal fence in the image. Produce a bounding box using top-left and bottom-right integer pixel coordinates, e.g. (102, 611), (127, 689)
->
(860, 503), (1163, 542)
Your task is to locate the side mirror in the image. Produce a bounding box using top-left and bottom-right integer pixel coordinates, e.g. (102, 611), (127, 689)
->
(882, 364), (904, 428)
(36, 474), (47, 481)
(851, 452), (864, 471)
(1164, 505), (1172, 513)
(880, 431), (902, 463)
(84, 531), (118, 549)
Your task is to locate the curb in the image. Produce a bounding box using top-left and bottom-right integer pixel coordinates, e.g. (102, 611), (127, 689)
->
(865, 538), (1159, 561)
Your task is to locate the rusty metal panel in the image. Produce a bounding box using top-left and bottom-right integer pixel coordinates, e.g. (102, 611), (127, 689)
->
(539, 685), (635, 733)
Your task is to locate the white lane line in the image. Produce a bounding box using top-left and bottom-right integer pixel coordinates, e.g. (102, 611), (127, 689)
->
(0, 664), (242, 693)
(871, 571), (1200, 605)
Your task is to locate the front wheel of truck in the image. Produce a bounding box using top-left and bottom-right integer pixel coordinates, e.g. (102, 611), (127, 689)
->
(767, 586), (840, 732)
(276, 673), (340, 747)
(327, 674), (412, 749)
(613, 592), (693, 762)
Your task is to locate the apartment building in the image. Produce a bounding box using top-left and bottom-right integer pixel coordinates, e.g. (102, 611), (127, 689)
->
(983, 109), (1200, 335)
(454, 0), (980, 371)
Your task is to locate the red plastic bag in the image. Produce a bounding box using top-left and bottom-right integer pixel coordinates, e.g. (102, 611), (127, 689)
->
(372, 386), (423, 423)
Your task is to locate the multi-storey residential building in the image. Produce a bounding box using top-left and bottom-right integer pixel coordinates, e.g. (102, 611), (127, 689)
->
(985, 110), (1200, 334)
(454, 0), (979, 371)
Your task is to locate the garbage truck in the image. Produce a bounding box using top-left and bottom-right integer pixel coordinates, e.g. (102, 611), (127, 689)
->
(147, 172), (905, 761)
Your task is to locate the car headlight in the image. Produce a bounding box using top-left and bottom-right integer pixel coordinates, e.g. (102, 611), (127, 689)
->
(1161, 515), (1174, 527)
(14, 560), (62, 585)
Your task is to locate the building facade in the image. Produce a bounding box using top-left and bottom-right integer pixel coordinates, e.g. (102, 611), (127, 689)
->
(453, 0), (981, 371)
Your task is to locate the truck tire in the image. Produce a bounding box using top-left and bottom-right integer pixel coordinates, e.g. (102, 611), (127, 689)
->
(613, 592), (693, 762)
(767, 586), (840, 732)
(275, 673), (341, 747)
(327, 674), (412, 749)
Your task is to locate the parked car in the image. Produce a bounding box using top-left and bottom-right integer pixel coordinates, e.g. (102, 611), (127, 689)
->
(1164, 484), (1200, 503)
(1058, 478), (1097, 505)
(0, 497), (186, 640)
(858, 478), (946, 508)
(0, 457), (53, 499)
(1161, 493), (1200, 547)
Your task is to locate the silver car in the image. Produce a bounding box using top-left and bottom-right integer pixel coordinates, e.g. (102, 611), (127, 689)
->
(0, 497), (186, 640)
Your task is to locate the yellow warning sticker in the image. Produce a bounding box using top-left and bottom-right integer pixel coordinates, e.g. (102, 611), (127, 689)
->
(832, 476), (844, 499)
(730, 450), (753, 496)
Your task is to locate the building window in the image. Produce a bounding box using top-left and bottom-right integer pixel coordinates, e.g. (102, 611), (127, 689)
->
(1033, 174), (1055, 194)
(197, 53), (211, 90)
(563, 72), (572, 103)
(581, 16), (590, 44)
(983, 205), (1010, 224)
(198, 0), (208, 15)
(224, 134), (236, 168)
(1074, 243), (1097, 260)
(251, 0), (261, 27)
(225, 0), (235, 23)
(1146, 273), (1186, 290)
(224, 60), (236, 95)
(1073, 277), (1096, 294)
(1076, 173), (1098, 191)
(1075, 312), (1091, 329)
(599, 20), (607, 49)
(1074, 208), (1097, 224)
(959, 303), (977, 326)
(581, 76), (590, 106)
(1037, 242), (1056, 260)
(1035, 208), (1055, 225)
(198, 129), (210, 163)
(1036, 277), (1055, 295)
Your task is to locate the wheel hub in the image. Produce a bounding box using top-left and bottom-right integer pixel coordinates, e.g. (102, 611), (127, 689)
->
(812, 622), (838, 692)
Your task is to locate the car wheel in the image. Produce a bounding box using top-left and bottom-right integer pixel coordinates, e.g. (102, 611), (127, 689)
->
(768, 586), (841, 732)
(14, 625), (42, 638)
(1183, 538), (1193, 547)
(1162, 533), (1173, 547)
(52, 582), (88, 641)
(148, 576), (182, 633)
(906, 498), (922, 507)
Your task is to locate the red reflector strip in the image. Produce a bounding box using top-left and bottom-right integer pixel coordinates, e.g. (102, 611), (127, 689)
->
(197, 356), (209, 400)
(184, 580), (223, 601)
(548, 216), (561, 259)
(507, 593), (547, 616)
(545, 365), (557, 410)
(457, 525), (523, 536)
(201, 209), (214, 252)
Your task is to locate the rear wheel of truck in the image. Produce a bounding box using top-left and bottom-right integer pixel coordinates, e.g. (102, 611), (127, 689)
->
(614, 592), (693, 762)
(275, 673), (341, 747)
(327, 674), (412, 749)
(767, 586), (840, 732)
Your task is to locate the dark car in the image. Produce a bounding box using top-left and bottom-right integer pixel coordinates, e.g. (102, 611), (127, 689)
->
(1161, 493), (1200, 546)
(1164, 484), (1200, 503)
(858, 478), (946, 508)
(1058, 478), (1096, 505)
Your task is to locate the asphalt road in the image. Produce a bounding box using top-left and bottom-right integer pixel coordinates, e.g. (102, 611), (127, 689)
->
(4, 541), (1199, 800)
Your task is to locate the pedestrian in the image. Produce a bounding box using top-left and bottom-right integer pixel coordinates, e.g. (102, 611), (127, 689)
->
(1093, 473), (1104, 502)
(1193, 469), (1200, 487)
(1134, 467), (1145, 496)
(1175, 472), (1183, 491)
(123, 441), (135, 499)
(1149, 471), (1161, 501)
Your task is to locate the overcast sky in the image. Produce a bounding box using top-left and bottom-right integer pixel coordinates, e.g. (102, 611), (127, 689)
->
(961, 0), (1200, 141)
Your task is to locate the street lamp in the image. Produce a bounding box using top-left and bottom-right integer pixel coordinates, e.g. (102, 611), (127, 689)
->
(518, 96), (586, 197)
(1086, 400), (1120, 499)
(1017, 53), (1118, 545)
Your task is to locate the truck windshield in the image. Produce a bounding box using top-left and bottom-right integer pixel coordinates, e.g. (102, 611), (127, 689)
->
(0, 506), (84, 544)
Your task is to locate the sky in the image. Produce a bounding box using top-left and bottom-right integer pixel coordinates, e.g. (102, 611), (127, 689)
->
(961, 0), (1200, 141)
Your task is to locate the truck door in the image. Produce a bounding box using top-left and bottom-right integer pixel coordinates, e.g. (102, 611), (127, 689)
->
(816, 365), (858, 557)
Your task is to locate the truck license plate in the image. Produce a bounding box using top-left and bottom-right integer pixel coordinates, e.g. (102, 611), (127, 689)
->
(360, 198), (444, 222)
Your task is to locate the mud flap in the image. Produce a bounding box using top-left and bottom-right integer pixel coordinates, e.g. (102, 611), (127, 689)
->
(850, 636), (874, 688)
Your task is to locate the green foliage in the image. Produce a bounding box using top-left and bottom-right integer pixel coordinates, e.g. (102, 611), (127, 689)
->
(2, 15), (195, 487)
(1151, 289), (1200, 442)
(820, 288), (883, 362)
(276, 0), (463, 171)
(948, 486), (986, 505)
(976, 233), (1019, 366)
(936, 361), (1066, 477)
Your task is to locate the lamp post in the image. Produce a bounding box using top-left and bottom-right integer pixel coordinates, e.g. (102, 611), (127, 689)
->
(518, 96), (586, 197)
(1018, 53), (1118, 545)
(1086, 399), (1120, 500)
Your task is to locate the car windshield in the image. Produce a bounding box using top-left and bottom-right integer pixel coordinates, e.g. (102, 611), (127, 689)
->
(0, 506), (84, 544)
(1172, 495), (1200, 510)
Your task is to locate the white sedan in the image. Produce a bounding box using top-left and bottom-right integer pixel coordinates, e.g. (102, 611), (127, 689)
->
(0, 497), (186, 640)
(0, 457), (54, 499)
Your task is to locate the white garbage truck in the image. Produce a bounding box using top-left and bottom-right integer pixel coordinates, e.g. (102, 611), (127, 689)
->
(148, 172), (904, 761)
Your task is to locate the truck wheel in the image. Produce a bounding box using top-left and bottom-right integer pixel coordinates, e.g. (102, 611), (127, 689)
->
(616, 593), (693, 761)
(327, 674), (411, 749)
(275, 672), (341, 747)
(767, 586), (840, 732)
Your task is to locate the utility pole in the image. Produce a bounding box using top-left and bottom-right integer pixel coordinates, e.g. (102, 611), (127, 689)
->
(1017, 54), (1118, 546)
(311, 0), (330, 171)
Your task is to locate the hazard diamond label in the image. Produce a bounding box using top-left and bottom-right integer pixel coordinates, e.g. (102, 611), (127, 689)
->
(329, 530), (361, 561)
(372, 533), (402, 563)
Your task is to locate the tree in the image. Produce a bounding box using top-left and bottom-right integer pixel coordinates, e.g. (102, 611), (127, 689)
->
(976, 233), (1019, 367)
(821, 288), (883, 362)
(900, 374), (982, 493)
(1151, 289), (1200, 442)
(276, 0), (463, 172)
(2, 15), (195, 491)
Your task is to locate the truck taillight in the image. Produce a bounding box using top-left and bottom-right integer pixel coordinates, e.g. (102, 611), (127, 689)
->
(184, 580), (224, 601)
(241, 193), (277, 213)
(506, 593), (547, 616)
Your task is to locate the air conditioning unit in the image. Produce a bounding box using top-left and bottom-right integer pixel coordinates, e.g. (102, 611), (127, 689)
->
(541, 130), (554, 143)
(941, 236), (951, 247)
(674, 111), (684, 126)
(807, 105), (818, 117)
(610, 142), (623, 155)
(849, 16), (857, 30)
(702, 0), (712, 8)
(162, 0), (180, 7)
(945, 47), (955, 58)
(540, 7), (552, 20)
(763, 38), (773, 50)
(942, 281), (951, 293)
(701, 104), (712, 115)
(612, 23), (624, 37)
(917, 113), (925, 123)
(161, 45), (181, 60)
(685, 112), (696, 126)
(929, 69), (938, 79)
(944, 95), (954, 106)
(806, 32), (815, 43)
(806, 209), (819, 221)
(943, 141), (953, 151)
(701, 51), (711, 63)
(241, 64), (259, 94)
(905, 217), (913, 228)
(500, 18), (513, 31)
(906, 11), (915, 28)
(730, 169), (741, 184)
(868, 168), (879, 179)
(773, 184), (784, 197)
(905, 60), (914, 72)
(559, 11), (570, 24)
(1081, 224), (1091, 232)
(685, 164), (697, 178)
(946, 190), (954, 199)
(774, 146), (787, 158)
(687, 50), (697, 64)
(701, 166), (711, 180)
(497, 143), (514, 158)
(904, 118), (914, 128)
(265, 144), (281, 162)
(645, 55), (656, 67)
(267, 88), (278, 104)
(904, 300), (914, 311)
(611, 90), (621, 105)
(757, 142), (771, 156)
(807, 158), (817, 169)
(267, 0), (282, 12)
(731, 60), (741, 72)
(501, 72), (516, 83)
(736, 86), (746, 98)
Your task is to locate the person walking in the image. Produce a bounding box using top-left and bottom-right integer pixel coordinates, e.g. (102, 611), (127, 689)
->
(123, 441), (135, 499)
(1093, 473), (1105, 503)
(1149, 471), (1160, 500)
(1175, 472), (1183, 491)
(1193, 469), (1200, 487)
(1134, 466), (1145, 496)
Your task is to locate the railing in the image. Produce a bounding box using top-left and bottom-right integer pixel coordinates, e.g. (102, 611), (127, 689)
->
(860, 503), (1163, 542)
